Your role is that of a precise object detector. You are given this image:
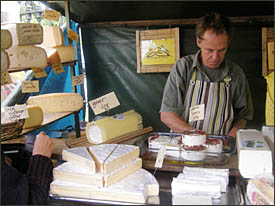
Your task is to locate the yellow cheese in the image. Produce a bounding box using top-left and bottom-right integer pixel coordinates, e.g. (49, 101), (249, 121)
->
(6, 46), (47, 70)
(86, 110), (143, 144)
(1, 29), (12, 50)
(1, 50), (9, 71)
(26, 93), (83, 113)
(40, 26), (64, 48)
(45, 46), (75, 63)
(2, 23), (43, 46)
(23, 105), (43, 129)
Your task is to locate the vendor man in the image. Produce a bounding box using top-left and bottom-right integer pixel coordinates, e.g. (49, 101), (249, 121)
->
(160, 12), (253, 137)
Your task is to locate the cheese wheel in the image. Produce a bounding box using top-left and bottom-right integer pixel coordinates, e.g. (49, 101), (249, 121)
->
(86, 110), (143, 144)
(40, 26), (64, 47)
(1, 50), (9, 71)
(26, 93), (83, 113)
(1, 29), (12, 50)
(2, 23), (43, 46)
(7, 46), (47, 70)
(45, 46), (75, 63)
(23, 105), (43, 129)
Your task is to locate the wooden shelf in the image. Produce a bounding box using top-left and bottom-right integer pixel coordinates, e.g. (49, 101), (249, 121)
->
(262, 27), (274, 76)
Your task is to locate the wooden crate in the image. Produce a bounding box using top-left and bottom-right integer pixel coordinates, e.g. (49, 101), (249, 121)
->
(262, 27), (274, 76)
(136, 28), (180, 73)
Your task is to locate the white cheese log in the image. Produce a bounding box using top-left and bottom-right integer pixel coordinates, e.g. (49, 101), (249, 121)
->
(50, 168), (158, 204)
(40, 26), (64, 47)
(23, 105), (43, 129)
(26, 93), (83, 113)
(1, 29), (12, 50)
(2, 23), (43, 46)
(62, 147), (96, 174)
(86, 110), (143, 144)
(88, 144), (140, 175)
(236, 129), (273, 178)
(6, 46), (47, 70)
(1, 50), (9, 71)
(45, 46), (75, 63)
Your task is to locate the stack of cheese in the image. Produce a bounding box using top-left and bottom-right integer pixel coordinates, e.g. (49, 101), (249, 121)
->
(50, 144), (159, 204)
(171, 166), (229, 203)
(2, 23), (48, 70)
(38, 26), (75, 64)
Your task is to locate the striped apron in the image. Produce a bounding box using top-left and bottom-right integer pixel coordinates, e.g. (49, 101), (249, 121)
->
(182, 69), (234, 135)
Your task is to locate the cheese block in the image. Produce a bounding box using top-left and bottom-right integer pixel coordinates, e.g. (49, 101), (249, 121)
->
(6, 46), (47, 70)
(1, 29), (12, 50)
(40, 26), (64, 48)
(62, 147), (96, 174)
(46, 49), (61, 65)
(2, 23), (43, 46)
(88, 144), (140, 175)
(1, 50), (9, 71)
(86, 110), (143, 144)
(26, 93), (83, 113)
(23, 105), (43, 129)
(50, 168), (159, 204)
(45, 46), (75, 63)
(236, 129), (273, 178)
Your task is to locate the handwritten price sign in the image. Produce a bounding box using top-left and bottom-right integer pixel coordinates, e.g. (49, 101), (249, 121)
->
(52, 63), (65, 74)
(89, 92), (120, 115)
(72, 74), (84, 86)
(43, 9), (60, 21)
(4, 104), (29, 122)
(22, 80), (39, 93)
(67, 28), (79, 42)
(32, 67), (47, 78)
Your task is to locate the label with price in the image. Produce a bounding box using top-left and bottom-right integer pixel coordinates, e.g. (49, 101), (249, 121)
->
(4, 104), (29, 122)
(67, 28), (79, 42)
(22, 80), (39, 93)
(155, 145), (166, 168)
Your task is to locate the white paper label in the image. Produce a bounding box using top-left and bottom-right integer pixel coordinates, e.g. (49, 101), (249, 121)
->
(155, 145), (166, 168)
(4, 104), (29, 122)
(89, 91), (120, 115)
(189, 104), (204, 122)
(72, 74), (84, 86)
(22, 80), (39, 93)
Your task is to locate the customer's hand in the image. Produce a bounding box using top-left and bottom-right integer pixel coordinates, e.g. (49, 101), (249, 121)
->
(32, 131), (53, 158)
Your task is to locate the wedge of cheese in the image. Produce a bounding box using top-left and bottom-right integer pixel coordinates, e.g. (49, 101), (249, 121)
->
(88, 144), (140, 175)
(45, 46), (75, 63)
(1, 50), (9, 71)
(26, 93), (83, 113)
(2, 23), (43, 46)
(1, 29), (12, 50)
(86, 110), (143, 144)
(50, 168), (159, 204)
(6, 46), (47, 70)
(40, 26), (64, 48)
(62, 147), (96, 174)
(23, 105), (43, 129)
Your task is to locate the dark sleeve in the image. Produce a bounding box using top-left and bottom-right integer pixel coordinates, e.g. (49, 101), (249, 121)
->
(26, 155), (53, 205)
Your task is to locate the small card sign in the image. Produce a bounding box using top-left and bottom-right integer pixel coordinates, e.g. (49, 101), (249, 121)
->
(72, 74), (84, 86)
(189, 104), (204, 122)
(89, 91), (120, 115)
(1, 71), (12, 85)
(4, 104), (29, 122)
(67, 28), (79, 42)
(155, 145), (166, 168)
(32, 67), (47, 78)
(52, 63), (65, 74)
(22, 80), (39, 93)
(43, 9), (60, 22)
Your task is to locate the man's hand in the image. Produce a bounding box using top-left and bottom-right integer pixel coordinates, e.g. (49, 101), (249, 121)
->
(32, 131), (53, 158)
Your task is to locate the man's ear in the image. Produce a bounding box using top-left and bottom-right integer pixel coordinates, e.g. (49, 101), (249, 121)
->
(196, 37), (201, 48)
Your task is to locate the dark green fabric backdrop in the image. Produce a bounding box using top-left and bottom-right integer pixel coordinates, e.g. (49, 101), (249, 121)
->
(81, 25), (266, 132)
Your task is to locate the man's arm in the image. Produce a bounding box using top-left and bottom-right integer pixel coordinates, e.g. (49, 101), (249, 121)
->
(227, 119), (247, 138)
(160, 112), (193, 132)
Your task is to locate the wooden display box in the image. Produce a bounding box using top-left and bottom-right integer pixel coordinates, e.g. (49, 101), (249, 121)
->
(262, 27), (274, 76)
(136, 28), (180, 73)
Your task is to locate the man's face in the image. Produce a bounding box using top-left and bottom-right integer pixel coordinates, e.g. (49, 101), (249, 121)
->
(196, 29), (228, 69)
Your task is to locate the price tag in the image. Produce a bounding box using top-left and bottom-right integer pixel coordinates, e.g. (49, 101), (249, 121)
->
(1, 71), (12, 85)
(72, 74), (84, 86)
(43, 9), (60, 21)
(89, 91), (120, 115)
(155, 145), (166, 168)
(22, 80), (39, 93)
(189, 104), (204, 122)
(52, 63), (65, 74)
(67, 28), (79, 42)
(32, 67), (47, 78)
(4, 104), (29, 122)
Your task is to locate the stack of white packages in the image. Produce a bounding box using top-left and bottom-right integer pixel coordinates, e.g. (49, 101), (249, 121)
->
(171, 166), (229, 204)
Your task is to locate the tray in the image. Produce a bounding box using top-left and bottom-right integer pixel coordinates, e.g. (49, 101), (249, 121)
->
(139, 132), (236, 167)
